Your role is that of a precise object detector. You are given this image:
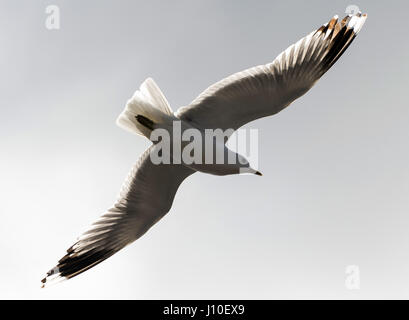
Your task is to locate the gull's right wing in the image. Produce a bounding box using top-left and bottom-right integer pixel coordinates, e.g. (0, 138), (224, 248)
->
(176, 13), (367, 134)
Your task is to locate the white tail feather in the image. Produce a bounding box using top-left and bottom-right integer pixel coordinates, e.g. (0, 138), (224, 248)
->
(116, 78), (174, 138)
(140, 78), (173, 116)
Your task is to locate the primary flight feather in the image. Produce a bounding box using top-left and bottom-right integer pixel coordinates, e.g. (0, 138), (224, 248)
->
(42, 12), (367, 287)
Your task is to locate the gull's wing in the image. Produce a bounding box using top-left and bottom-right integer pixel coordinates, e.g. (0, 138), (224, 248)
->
(41, 145), (194, 286)
(176, 13), (367, 132)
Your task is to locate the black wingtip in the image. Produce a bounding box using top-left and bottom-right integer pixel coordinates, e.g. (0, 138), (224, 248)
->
(41, 245), (117, 288)
(40, 277), (46, 288)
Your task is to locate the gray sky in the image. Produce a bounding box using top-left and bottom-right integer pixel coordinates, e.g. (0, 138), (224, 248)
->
(1, 0), (409, 299)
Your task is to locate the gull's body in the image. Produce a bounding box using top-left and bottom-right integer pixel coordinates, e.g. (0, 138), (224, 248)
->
(42, 12), (367, 286)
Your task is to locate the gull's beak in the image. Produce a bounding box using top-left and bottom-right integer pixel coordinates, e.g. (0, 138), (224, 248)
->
(240, 167), (262, 176)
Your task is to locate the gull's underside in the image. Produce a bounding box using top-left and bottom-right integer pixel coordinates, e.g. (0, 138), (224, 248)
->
(42, 12), (367, 287)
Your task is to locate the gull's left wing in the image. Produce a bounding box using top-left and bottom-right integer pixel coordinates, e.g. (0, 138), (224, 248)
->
(176, 13), (367, 133)
(41, 145), (194, 287)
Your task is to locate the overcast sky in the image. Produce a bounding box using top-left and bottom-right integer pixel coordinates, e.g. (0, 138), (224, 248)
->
(1, 0), (409, 299)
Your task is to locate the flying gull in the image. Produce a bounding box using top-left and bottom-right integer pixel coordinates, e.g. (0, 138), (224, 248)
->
(41, 11), (367, 287)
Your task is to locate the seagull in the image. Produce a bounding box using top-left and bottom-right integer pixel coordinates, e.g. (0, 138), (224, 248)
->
(41, 12), (367, 287)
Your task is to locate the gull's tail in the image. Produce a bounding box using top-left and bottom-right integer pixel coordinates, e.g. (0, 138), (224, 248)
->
(116, 78), (174, 139)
